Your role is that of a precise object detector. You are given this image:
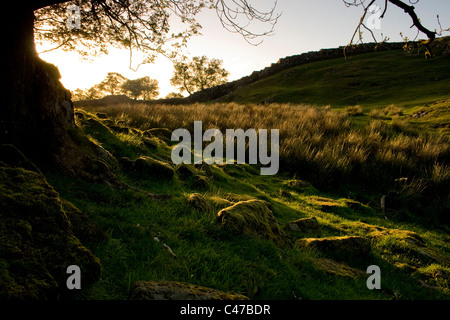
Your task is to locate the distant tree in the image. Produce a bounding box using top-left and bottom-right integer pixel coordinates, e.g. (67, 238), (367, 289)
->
(165, 92), (184, 99)
(170, 56), (229, 95)
(97, 72), (128, 96)
(121, 76), (159, 100)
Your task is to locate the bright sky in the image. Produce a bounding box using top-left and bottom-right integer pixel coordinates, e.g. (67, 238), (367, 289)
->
(37, 0), (450, 98)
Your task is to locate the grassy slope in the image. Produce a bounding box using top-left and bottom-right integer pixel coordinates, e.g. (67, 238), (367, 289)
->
(44, 45), (450, 300)
(45, 104), (449, 300)
(222, 50), (450, 109)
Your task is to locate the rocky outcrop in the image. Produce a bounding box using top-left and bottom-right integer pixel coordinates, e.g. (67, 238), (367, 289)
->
(129, 280), (248, 300)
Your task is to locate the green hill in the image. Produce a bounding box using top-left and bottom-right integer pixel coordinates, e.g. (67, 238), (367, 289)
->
(220, 41), (450, 108)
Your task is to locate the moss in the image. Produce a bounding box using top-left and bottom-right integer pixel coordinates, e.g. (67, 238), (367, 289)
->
(295, 236), (371, 263)
(187, 193), (213, 213)
(129, 280), (249, 300)
(120, 156), (175, 180)
(217, 200), (288, 246)
(312, 258), (364, 278)
(0, 163), (101, 299)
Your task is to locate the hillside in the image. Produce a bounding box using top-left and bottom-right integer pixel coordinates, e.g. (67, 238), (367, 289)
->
(212, 38), (450, 108)
(2, 38), (449, 304)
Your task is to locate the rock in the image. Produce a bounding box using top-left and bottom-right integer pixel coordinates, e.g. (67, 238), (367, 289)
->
(217, 200), (288, 246)
(187, 193), (213, 213)
(296, 236), (371, 262)
(176, 164), (200, 179)
(312, 258), (364, 278)
(145, 128), (172, 141)
(193, 175), (210, 189)
(129, 280), (248, 300)
(285, 217), (321, 235)
(176, 164), (210, 189)
(119, 156), (174, 179)
(0, 164), (101, 299)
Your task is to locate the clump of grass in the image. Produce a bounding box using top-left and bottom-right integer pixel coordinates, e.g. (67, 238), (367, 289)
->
(369, 109), (384, 119)
(345, 105), (363, 116)
(383, 104), (404, 116)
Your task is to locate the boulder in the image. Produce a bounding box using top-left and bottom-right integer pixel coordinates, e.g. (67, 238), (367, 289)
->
(129, 280), (248, 300)
(296, 236), (371, 262)
(0, 163), (101, 299)
(187, 193), (213, 213)
(217, 200), (287, 246)
(285, 217), (321, 235)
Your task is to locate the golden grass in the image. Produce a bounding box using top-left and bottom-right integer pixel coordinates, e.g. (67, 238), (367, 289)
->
(78, 102), (450, 190)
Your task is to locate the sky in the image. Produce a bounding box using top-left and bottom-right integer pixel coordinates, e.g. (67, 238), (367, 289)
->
(37, 0), (450, 98)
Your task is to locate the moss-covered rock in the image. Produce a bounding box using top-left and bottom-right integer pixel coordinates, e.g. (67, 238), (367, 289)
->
(296, 236), (371, 263)
(187, 193), (213, 213)
(285, 217), (321, 235)
(129, 280), (248, 300)
(119, 156), (175, 180)
(176, 164), (210, 189)
(0, 163), (101, 299)
(144, 128), (173, 141)
(312, 258), (364, 278)
(217, 200), (288, 246)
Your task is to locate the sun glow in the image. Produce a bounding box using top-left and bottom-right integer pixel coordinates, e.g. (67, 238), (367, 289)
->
(37, 43), (177, 99)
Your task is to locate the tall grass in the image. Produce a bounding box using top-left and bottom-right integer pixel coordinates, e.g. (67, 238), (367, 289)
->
(79, 102), (449, 220)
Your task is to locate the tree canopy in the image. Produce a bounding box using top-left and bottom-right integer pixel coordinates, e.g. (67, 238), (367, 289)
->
(170, 55), (229, 95)
(34, 0), (280, 69)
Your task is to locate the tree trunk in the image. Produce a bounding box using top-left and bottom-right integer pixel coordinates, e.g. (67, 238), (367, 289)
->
(2, 3), (120, 185)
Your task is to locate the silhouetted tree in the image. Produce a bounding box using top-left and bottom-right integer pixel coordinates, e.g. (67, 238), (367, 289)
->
(170, 56), (229, 94)
(121, 77), (159, 100)
(98, 72), (128, 96)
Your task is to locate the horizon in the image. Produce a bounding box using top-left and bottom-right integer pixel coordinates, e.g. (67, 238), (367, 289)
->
(37, 0), (450, 98)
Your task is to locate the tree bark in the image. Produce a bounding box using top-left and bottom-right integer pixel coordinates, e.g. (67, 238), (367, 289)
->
(2, 2), (121, 185)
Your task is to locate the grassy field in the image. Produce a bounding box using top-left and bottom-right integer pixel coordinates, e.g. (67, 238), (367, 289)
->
(41, 95), (450, 300)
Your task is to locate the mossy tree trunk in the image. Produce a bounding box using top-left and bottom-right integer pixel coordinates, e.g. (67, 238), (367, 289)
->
(2, 2), (120, 184)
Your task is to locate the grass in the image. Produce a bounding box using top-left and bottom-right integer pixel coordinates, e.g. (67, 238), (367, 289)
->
(40, 95), (450, 300)
(38, 44), (450, 300)
(220, 49), (450, 109)
(79, 101), (450, 224)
